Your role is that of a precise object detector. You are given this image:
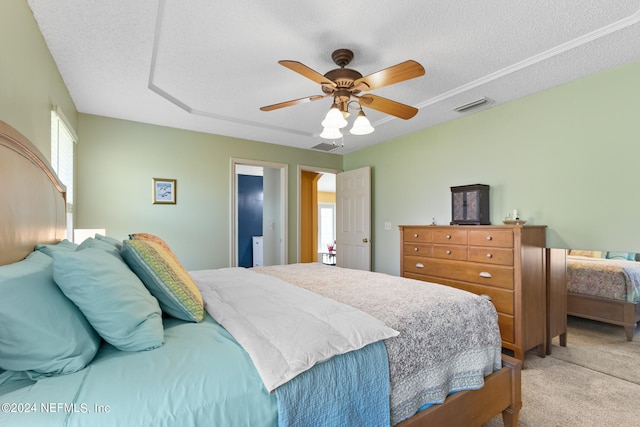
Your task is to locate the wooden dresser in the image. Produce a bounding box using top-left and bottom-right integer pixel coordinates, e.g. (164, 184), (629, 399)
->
(399, 225), (547, 360)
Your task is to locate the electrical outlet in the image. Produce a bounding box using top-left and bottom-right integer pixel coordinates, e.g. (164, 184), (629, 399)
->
(384, 221), (392, 231)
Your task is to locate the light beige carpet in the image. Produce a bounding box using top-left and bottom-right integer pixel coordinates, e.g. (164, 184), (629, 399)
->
(550, 316), (640, 384)
(485, 317), (640, 427)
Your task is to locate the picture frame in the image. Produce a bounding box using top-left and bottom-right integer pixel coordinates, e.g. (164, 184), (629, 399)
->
(152, 178), (176, 204)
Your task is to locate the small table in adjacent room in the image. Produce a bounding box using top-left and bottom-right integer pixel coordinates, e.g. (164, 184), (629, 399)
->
(319, 251), (336, 265)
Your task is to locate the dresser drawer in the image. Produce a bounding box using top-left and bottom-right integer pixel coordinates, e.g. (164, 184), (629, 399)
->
(403, 256), (432, 275)
(432, 244), (467, 261)
(406, 257), (514, 289)
(468, 229), (513, 248)
(421, 276), (514, 315)
(468, 247), (514, 266)
(497, 314), (515, 344)
(403, 228), (432, 243)
(403, 243), (432, 257)
(432, 229), (467, 245)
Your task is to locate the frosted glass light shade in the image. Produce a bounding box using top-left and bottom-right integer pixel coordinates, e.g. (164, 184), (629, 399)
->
(349, 111), (374, 135)
(321, 106), (348, 129)
(319, 127), (343, 140)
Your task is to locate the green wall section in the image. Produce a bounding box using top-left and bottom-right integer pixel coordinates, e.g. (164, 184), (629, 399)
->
(0, 0), (77, 157)
(345, 62), (640, 274)
(76, 114), (342, 269)
(3, 0), (640, 275)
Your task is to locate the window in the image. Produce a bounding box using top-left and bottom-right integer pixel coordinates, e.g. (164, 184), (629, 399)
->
(51, 107), (77, 240)
(318, 203), (336, 252)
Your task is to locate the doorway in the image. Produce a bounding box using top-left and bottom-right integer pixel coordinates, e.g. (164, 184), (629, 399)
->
(231, 159), (288, 267)
(298, 166), (339, 264)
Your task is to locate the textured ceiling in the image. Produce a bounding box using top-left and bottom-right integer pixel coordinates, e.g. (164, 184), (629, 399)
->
(27, 0), (640, 154)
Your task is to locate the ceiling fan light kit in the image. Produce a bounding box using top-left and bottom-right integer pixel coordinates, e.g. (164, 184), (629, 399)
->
(261, 48), (425, 144)
(321, 100), (374, 139)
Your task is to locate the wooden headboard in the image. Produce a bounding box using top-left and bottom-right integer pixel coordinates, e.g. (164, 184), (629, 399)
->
(0, 120), (66, 266)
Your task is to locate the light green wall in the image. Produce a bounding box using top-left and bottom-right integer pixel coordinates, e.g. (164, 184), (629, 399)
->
(76, 114), (342, 270)
(345, 61), (640, 275)
(0, 0), (77, 157)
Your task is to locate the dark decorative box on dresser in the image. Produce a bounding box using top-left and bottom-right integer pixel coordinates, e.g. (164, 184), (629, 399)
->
(399, 224), (547, 360)
(450, 184), (490, 225)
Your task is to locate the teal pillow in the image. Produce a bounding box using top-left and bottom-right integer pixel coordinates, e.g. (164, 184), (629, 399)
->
(605, 251), (635, 261)
(0, 251), (100, 378)
(53, 248), (164, 351)
(34, 239), (78, 256)
(76, 236), (120, 256)
(95, 234), (123, 250)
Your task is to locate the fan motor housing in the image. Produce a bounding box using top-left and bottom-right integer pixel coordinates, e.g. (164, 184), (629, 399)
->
(322, 68), (363, 95)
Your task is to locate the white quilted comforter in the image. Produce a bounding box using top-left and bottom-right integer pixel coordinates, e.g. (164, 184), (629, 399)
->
(190, 267), (399, 392)
(253, 263), (502, 424)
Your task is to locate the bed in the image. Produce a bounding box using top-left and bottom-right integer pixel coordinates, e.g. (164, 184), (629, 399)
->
(0, 119), (521, 426)
(566, 250), (640, 341)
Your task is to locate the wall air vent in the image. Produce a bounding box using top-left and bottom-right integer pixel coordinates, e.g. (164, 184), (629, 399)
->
(454, 97), (490, 113)
(311, 142), (340, 152)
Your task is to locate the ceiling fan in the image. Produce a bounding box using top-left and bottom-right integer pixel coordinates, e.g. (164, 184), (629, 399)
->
(260, 48), (425, 121)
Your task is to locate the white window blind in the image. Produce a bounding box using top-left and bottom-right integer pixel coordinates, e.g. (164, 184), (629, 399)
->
(51, 107), (77, 240)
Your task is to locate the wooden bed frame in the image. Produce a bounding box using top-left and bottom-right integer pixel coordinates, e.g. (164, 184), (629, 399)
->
(0, 119), (522, 427)
(567, 292), (640, 341)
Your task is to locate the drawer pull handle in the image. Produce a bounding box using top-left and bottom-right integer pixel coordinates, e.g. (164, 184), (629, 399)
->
(413, 247), (419, 252)
(479, 271), (492, 278)
(415, 263), (424, 269)
(414, 233), (419, 238)
(486, 253), (493, 258)
(446, 234), (451, 239)
(480, 294), (492, 301)
(486, 235), (492, 241)
(445, 250), (451, 255)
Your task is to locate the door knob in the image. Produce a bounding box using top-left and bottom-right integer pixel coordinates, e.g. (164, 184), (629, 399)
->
(362, 238), (369, 243)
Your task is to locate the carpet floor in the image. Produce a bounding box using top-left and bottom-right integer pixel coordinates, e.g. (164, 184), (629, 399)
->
(485, 316), (640, 427)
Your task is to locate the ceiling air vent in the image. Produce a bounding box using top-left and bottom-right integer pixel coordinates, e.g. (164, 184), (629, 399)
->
(454, 97), (489, 113)
(311, 142), (340, 152)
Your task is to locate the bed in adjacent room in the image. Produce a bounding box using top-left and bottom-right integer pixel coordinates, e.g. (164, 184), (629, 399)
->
(566, 250), (640, 341)
(0, 119), (521, 426)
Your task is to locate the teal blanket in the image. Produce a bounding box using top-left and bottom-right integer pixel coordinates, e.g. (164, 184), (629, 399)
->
(276, 341), (390, 427)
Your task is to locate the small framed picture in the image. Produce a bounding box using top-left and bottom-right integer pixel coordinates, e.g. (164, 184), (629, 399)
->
(152, 178), (176, 204)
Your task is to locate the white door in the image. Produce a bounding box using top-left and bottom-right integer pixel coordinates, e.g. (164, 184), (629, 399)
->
(336, 166), (371, 270)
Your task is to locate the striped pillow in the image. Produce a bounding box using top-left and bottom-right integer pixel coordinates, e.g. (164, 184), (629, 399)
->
(121, 240), (204, 322)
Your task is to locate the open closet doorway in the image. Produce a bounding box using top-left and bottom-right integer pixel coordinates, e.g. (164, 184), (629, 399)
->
(231, 159), (288, 267)
(298, 166), (339, 264)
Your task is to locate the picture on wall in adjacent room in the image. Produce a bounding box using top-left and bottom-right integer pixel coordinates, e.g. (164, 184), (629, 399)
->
(152, 178), (176, 204)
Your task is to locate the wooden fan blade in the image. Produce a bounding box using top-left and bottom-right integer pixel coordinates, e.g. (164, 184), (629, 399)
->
(358, 94), (419, 120)
(278, 60), (337, 88)
(353, 60), (425, 91)
(260, 95), (327, 111)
